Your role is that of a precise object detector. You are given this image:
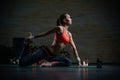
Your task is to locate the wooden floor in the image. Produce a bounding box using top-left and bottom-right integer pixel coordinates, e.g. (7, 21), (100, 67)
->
(0, 64), (120, 80)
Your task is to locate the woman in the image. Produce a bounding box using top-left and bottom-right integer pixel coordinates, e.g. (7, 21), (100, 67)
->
(19, 13), (82, 67)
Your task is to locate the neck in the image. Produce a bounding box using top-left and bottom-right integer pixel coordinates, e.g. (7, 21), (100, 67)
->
(62, 25), (69, 30)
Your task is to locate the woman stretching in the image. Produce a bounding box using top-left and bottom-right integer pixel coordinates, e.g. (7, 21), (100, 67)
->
(19, 13), (82, 67)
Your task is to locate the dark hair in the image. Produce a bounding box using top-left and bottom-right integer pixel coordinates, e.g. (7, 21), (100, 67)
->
(56, 13), (68, 26)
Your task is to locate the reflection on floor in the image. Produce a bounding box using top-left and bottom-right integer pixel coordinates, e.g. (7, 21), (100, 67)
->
(0, 65), (120, 80)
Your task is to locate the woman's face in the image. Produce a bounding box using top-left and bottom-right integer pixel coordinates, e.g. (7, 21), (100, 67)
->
(63, 14), (72, 25)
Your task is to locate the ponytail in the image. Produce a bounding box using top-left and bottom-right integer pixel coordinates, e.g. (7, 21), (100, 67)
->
(56, 18), (61, 26)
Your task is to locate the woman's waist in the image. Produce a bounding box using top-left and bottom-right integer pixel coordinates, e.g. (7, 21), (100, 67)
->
(39, 45), (60, 56)
(48, 44), (66, 55)
(40, 43), (66, 55)
(48, 46), (61, 55)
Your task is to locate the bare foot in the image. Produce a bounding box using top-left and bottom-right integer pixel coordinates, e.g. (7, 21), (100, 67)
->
(40, 61), (52, 67)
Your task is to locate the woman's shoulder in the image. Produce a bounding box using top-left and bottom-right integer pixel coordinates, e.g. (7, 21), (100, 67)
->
(57, 26), (63, 30)
(56, 26), (64, 33)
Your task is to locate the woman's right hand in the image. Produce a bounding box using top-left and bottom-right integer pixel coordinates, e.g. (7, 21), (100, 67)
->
(24, 32), (33, 45)
(28, 32), (34, 39)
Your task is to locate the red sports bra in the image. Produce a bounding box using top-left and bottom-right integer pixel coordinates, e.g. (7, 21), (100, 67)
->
(54, 27), (71, 44)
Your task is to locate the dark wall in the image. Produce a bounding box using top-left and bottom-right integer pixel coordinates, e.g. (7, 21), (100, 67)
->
(0, 0), (120, 63)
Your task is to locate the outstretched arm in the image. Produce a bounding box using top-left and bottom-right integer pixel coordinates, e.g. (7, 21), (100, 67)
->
(69, 32), (82, 66)
(28, 27), (61, 39)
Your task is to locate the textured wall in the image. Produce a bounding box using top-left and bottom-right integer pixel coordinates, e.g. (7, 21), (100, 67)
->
(0, 0), (120, 63)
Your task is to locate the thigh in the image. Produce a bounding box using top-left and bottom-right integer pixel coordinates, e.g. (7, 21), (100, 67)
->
(19, 48), (47, 66)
